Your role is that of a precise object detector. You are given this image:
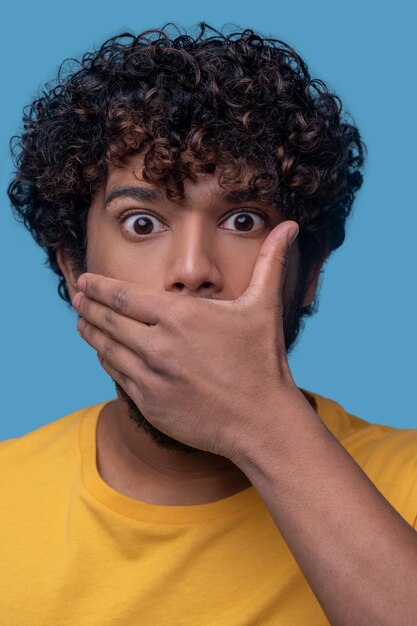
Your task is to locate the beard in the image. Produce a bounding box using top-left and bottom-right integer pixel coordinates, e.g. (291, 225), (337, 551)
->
(112, 263), (315, 457)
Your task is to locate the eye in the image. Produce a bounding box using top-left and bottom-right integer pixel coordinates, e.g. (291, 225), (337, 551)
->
(119, 209), (269, 239)
(220, 210), (267, 233)
(120, 212), (167, 237)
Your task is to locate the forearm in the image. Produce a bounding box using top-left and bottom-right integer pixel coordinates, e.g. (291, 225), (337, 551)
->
(235, 387), (417, 626)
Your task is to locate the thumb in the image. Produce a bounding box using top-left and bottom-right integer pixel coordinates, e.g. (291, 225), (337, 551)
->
(237, 220), (299, 310)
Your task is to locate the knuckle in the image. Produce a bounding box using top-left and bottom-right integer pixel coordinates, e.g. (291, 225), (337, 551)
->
(146, 339), (170, 370)
(119, 371), (129, 386)
(103, 308), (115, 331)
(103, 341), (114, 361)
(274, 252), (288, 271)
(80, 318), (91, 337)
(145, 341), (163, 364)
(263, 298), (279, 315)
(97, 352), (110, 371)
(112, 287), (129, 313)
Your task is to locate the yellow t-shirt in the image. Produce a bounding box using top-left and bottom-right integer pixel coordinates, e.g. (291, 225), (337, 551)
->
(1, 389), (417, 625)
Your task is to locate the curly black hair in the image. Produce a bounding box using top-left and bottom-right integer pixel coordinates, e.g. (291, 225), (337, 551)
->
(8, 22), (366, 311)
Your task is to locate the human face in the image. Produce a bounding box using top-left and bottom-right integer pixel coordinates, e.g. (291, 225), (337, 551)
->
(83, 154), (309, 454)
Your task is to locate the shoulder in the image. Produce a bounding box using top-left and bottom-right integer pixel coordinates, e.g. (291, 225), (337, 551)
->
(304, 387), (417, 462)
(0, 403), (98, 455)
(0, 402), (107, 495)
(0, 402), (109, 578)
(304, 387), (417, 457)
(302, 388), (417, 527)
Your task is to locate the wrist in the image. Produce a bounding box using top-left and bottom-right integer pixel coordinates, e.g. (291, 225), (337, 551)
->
(231, 384), (324, 478)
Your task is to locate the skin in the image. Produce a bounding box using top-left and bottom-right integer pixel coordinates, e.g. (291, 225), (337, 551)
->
(57, 153), (323, 505)
(58, 153), (417, 623)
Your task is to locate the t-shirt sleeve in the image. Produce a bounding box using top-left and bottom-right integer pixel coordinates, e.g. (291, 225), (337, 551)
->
(343, 425), (417, 530)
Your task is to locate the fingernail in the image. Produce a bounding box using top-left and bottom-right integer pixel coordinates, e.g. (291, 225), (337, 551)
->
(72, 293), (82, 310)
(77, 274), (87, 291)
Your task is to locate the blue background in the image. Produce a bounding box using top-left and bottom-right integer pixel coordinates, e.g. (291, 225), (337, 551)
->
(1, 0), (416, 439)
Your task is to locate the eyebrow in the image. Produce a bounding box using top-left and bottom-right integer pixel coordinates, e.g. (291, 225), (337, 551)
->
(104, 185), (276, 210)
(104, 186), (164, 208)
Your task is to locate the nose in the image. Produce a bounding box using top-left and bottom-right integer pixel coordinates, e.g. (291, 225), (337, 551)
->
(164, 218), (223, 297)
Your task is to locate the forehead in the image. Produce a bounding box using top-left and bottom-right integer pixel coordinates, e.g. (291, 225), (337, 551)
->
(104, 154), (278, 210)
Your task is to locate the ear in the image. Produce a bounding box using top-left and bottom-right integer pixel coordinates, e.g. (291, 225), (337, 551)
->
(56, 248), (80, 302)
(302, 254), (328, 307)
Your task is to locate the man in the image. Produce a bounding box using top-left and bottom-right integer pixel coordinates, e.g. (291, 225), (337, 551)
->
(3, 23), (417, 625)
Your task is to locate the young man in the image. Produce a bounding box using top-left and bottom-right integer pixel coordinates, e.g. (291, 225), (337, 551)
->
(4, 23), (417, 625)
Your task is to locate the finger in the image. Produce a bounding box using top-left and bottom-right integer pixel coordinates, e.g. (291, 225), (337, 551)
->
(237, 220), (299, 312)
(78, 318), (151, 384)
(96, 351), (141, 404)
(74, 293), (153, 358)
(76, 273), (175, 326)
(97, 351), (130, 390)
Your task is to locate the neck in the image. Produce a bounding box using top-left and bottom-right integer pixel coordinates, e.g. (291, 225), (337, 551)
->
(96, 397), (252, 505)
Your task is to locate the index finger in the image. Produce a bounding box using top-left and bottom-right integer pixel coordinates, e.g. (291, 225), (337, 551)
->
(76, 273), (173, 325)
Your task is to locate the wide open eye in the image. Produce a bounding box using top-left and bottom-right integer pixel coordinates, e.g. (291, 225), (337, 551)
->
(220, 210), (267, 233)
(119, 209), (269, 239)
(121, 213), (167, 237)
